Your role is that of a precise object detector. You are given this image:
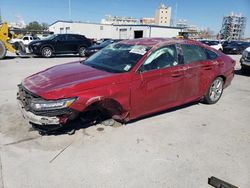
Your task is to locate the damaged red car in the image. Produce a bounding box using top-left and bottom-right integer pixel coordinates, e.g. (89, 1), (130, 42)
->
(17, 38), (235, 132)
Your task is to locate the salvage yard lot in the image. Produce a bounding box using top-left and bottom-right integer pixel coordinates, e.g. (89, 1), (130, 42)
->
(0, 54), (249, 188)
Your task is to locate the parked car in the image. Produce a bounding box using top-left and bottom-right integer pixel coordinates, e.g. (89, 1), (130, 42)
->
(96, 38), (112, 44)
(17, 38), (235, 133)
(200, 40), (223, 51)
(240, 47), (250, 73)
(223, 41), (250, 54)
(28, 34), (92, 57)
(10, 35), (40, 46)
(85, 39), (122, 56)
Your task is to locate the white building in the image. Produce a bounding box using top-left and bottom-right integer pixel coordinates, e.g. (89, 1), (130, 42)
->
(101, 15), (139, 25)
(155, 4), (172, 26)
(49, 20), (182, 40)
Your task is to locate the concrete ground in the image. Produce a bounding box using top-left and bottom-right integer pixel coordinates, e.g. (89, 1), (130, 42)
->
(0, 53), (249, 188)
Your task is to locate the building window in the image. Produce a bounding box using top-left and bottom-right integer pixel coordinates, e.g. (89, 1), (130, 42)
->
(60, 27), (64, 34)
(65, 27), (70, 33)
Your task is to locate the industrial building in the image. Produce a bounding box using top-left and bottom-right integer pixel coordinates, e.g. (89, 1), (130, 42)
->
(49, 20), (183, 40)
(220, 13), (247, 40)
(101, 15), (139, 25)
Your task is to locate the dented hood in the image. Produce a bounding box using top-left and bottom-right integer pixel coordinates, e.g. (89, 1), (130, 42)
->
(22, 61), (118, 99)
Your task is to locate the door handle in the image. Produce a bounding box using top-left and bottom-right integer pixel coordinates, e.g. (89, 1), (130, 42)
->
(171, 71), (182, 78)
(202, 65), (212, 70)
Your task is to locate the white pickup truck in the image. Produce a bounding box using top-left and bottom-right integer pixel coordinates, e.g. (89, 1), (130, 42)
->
(10, 36), (40, 46)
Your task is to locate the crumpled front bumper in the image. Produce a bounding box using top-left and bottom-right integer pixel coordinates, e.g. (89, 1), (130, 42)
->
(18, 101), (60, 125)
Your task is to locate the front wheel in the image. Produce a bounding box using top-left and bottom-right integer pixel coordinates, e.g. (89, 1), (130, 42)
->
(78, 46), (86, 57)
(41, 47), (53, 58)
(203, 77), (224, 104)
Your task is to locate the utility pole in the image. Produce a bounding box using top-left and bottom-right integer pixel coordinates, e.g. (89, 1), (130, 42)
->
(0, 8), (2, 24)
(175, 3), (178, 26)
(69, 0), (71, 20)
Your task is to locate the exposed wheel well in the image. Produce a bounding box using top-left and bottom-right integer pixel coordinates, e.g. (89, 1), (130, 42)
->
(217, 75), (226, 83)
(83, 98), (124, 120)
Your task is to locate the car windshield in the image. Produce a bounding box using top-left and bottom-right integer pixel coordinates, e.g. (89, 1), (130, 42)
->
(83, 43), (150, 73)
(44, 34), (57, 40)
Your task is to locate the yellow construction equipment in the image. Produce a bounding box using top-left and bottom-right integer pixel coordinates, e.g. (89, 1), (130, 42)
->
(0, 22), (16, 59)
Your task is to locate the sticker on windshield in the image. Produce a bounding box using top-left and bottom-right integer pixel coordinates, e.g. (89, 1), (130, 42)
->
(129, 47), (147, 55)
(124, 65), (131, 71)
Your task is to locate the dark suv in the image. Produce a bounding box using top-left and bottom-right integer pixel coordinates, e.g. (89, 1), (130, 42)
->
(28, 34), (92, 57)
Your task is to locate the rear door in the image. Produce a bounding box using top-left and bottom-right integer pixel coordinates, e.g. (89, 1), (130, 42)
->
(180, 44), (217, 101)
(67, 34), (81, 53)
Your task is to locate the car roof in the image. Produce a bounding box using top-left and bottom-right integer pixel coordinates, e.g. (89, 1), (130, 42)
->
(120, 38), (201, 48)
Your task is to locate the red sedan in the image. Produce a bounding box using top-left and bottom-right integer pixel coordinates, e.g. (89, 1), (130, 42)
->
(17, 38), (235, 133)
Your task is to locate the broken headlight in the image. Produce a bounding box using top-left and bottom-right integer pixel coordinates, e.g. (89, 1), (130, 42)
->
(30, 98), (76, 111)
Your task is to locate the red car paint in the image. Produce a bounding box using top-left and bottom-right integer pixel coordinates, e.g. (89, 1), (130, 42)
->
(21, 38), (235, 124)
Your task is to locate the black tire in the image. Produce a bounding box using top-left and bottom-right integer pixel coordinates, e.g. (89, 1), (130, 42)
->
(203, 77), (224, 104)
(41, 47), (53, 58)
(0, 40), (7, 59)
(241, 66), (250, 74)
(78, 46), (86, 57)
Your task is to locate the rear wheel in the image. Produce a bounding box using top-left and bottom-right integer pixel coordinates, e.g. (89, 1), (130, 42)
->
(41, 47), (53, 58)
(78, 46), (86, 57)
(0, 41), (7, 59)
(203, 77), (224, 104)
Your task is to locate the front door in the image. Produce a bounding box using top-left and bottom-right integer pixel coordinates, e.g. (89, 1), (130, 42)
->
(53, 34), (69, 53)
(130, 44), (186, 118)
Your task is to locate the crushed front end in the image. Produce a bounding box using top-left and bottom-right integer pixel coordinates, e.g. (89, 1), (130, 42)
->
(17, 84), (78, 127)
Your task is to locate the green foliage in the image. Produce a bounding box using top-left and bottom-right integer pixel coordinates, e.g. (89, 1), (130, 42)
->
(25, 21), (49, 31)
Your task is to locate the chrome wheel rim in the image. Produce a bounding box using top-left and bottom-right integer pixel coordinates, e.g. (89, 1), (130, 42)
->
(209, 78), (223, 102)
(43, 48), (52, 57)
(79, 47), (85, 56)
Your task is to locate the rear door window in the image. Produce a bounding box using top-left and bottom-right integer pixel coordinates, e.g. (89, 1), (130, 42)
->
(181, 44), (207, 64)
(68, 35), (79, 41)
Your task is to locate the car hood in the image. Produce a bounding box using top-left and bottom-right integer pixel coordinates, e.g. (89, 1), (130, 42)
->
(22, 61), (124, 99)
(29, 40), (49, 45)
(87, 45), (103, 50)
(244, 47), (250, 53)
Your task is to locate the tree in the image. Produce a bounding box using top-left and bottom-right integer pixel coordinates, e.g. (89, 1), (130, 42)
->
(25, 21), (49, 31)
(41, 22), (49, 31)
